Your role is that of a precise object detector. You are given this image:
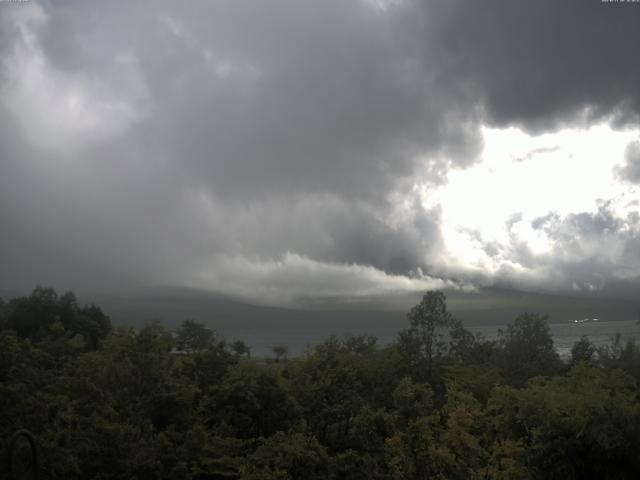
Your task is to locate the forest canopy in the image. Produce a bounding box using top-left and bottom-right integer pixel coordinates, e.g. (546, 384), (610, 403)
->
(1, 287), (640, 479)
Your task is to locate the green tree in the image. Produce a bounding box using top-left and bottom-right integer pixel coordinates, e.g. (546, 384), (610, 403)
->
(342, 334), (378, 355)
(570, 336), (596, 365)
(497, 313), (562, 387)
(392, 377), (434, 426)
(386, 414), (449, 480)
(338, 406), (395, 479)
(398, 291), (474, 382)
(597, 336), (640, 382)
(290, 336), (364, 447)
(486, 364), (640, 479)
(174, 319), (215, 353)
(272, 344), (289, 363)
(242, 432), (328, 480)
(180, 341), (237, 391)
(0, 296), (8, 330)
(386, 383), (488, 480)
(202, 362), (300, 438)
(231, 339), (251, 358)
(4, 287), (111, 349)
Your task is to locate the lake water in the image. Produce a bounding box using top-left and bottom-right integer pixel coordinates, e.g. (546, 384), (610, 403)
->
(237, 319), (640, 358)
(468, 320), (640, 358)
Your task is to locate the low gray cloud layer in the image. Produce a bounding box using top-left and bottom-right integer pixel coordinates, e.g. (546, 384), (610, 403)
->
(1, 0), (640, 301)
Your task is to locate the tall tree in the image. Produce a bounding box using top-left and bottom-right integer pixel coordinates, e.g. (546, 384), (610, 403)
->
(498, 313), (562, 387)
(5, 287), (111, 350)
(230, 340), (251, 358)
(271, 344), (289, 363)
(398, 291), (473, 378)
(174, 319), (215, 353)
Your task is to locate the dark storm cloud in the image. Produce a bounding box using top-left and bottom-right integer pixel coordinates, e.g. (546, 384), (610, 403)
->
(1, 0), (640, 299)
(417, 0), (640, 131)
(309, 201), (442, 275)
(33, 0), (482, 201)
(0, 0), (473, 296)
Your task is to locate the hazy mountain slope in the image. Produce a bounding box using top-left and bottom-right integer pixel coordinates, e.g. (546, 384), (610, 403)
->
(85, 285), (639, 329)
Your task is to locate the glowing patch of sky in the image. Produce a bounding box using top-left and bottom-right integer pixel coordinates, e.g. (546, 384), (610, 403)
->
(421, 124), (640, 272)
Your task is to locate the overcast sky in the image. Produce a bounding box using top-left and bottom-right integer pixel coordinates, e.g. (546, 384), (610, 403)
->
(1, 0), (640, 303)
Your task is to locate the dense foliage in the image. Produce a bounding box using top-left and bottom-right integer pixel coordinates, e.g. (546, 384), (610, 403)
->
(1, 288), (640, 479)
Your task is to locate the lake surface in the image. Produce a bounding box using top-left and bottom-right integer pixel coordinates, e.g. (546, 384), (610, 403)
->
(92, 286), (640, 359)
(468, 320), (640, 358)
(237, 319), (640, 358)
